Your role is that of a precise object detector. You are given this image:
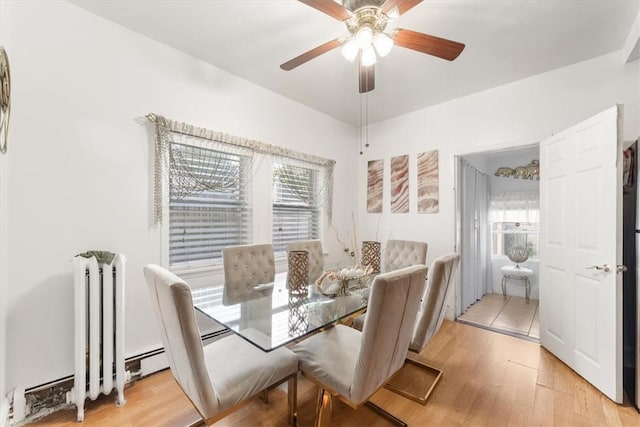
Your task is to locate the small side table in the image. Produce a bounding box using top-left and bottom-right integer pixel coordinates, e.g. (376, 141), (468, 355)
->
(501, 265), (533, 303)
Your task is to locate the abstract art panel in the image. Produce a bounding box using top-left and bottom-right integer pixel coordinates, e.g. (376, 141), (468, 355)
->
(391, 155), (409, 213)
(367, 159), (383, 213)
(417, 150), (439, 213)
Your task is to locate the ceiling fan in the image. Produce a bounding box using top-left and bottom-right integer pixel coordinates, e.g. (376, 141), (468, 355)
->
(280, 0), (465, 93)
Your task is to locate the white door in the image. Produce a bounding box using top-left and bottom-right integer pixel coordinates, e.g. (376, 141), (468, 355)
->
(539, 105), (622, 402)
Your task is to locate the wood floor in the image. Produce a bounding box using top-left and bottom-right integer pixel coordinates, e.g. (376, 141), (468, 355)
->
(31, 320), (640, 426)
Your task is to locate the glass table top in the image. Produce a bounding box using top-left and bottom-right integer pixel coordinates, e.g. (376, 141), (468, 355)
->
(192, 270), (373, 352)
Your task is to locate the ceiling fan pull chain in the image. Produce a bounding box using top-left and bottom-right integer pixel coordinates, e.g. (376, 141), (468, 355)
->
(365, 92), (369, 148)
(359, 92), (363, 155)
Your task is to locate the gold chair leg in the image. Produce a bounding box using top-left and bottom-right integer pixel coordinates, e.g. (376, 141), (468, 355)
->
(364, 402), (407, 427)
(384, 356), (443, 405)
(315, 388), (332, 427)
(288, 374), (298, 426)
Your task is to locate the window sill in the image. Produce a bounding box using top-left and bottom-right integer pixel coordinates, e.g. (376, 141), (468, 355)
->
(170, 263), (224, 278)
(491, 255), (539, 262)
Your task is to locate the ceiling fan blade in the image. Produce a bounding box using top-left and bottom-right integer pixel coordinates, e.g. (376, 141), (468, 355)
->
(280, 38), (343, 71)
(359, 62), (375, 93)
(381, 0), (422, 16)
(393, 29), (465, 61)
(297, 0), (351, 21)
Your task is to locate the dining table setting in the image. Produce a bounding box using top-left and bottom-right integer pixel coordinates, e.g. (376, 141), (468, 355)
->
(192, 264), (375, 352)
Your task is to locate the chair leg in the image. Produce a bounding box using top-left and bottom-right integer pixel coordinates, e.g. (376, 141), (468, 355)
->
(525, 277), (530, 303)
(384, 356), (443, 405)
(501, 276), (507, 298)
(315, 388), (332, 427)
(259, 390), (269, 404)
(364, 401), (407, 427)
(288, 374), (298, 426)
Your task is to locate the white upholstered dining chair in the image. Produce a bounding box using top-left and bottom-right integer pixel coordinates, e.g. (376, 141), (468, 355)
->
(350, 238), (428, 330)
(292, 265), (427, 427)
(144, 264), (298, 426)
(384, 239), (428, 272)
(222, 243), (275, 305)
(286, 240), (324, 282)
(385, 253), (461, 404)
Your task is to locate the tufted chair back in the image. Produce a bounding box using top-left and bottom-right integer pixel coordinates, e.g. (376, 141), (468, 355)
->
(384, 239), (428, 272)
(286, 240), (324, 282)
(223, 244), (275, 305)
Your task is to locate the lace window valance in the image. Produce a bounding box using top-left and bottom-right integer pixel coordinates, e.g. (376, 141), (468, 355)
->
(147, 113), (335, 225)
(488, 190), (539, 223)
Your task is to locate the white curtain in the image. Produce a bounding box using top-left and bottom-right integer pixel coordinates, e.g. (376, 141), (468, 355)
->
(460, 161), (491, 313)
(489, 191), (539, 223)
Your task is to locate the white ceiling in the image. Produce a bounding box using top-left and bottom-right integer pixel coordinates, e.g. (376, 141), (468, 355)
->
(69, 0), (639, 126)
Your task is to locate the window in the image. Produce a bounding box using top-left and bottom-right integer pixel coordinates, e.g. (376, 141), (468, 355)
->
(272, 162), (320, 254)
(489, 191), (539, 259)
(151, 114), (334, 271)
(168, 143), (252, 268)
(491, 222), (539, 258)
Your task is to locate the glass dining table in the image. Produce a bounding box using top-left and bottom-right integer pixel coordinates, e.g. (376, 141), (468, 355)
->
(192, 270), (373, 352)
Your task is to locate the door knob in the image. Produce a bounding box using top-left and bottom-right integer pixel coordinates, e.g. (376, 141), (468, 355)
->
(586, 264), (611, 273)
(616, 265), (628, 273)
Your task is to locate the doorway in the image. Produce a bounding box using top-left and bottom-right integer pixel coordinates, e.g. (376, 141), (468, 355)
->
(455, 144), (540, 340)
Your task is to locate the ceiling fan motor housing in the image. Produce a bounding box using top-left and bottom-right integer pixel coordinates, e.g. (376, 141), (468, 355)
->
(345, 5), (389, 35)
(343, 0), (386, 12)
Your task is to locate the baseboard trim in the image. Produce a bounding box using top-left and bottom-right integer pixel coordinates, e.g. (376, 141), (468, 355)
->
(1, 396), (10, 427)
(15, 327), (230, 424)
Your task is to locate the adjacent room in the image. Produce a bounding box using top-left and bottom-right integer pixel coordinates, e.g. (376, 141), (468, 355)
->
(458, 145), (541, 340)
(1, 1), (639, 426)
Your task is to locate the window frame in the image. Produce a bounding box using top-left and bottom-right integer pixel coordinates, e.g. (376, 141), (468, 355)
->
(490, 221), (540, 260)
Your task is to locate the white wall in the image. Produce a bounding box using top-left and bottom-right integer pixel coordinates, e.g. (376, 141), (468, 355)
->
(1, 0), (359, 392)
(0, 0), (10, 412)
(357, 49), (640, 306)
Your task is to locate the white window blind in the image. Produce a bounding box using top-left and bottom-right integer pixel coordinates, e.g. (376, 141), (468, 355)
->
(169, 144), (252, 267)
(272, 162), (320, 254)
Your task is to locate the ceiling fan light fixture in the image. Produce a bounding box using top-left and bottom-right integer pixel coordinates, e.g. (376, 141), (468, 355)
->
(355, 26), (373, 49)
(373, 32), (393, 57)
(341, 38), (359, 62)
(361, 46), (377, 66)
(386, 6), (400, 20)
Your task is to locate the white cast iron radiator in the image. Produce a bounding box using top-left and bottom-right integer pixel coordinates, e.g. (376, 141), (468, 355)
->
(68, 254), (128, 421)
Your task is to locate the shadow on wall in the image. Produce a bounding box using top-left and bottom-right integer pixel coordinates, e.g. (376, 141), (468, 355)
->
(490, 257), (539, 300)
